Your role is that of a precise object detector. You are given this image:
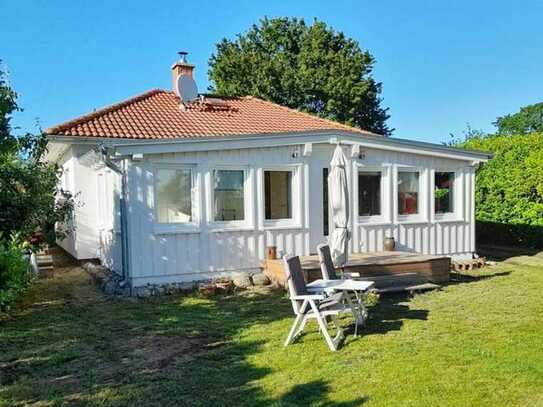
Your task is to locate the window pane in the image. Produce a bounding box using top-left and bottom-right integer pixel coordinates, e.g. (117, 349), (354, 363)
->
(398, 172), (419, 215)
(265, 171), (292, 220)
(358, 171), (381, 216)
(435, 172), (454, 214)
(156, 168), (192, 223)
(214, 170), (245, 221)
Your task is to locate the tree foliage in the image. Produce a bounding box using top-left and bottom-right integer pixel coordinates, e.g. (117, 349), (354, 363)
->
(208, 17), (391, 135)
(494, 102), (543, 135)
(0, 64), (74, 244)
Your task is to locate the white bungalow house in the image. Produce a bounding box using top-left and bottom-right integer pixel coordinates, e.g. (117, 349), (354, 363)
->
(45, 55), (491, 288)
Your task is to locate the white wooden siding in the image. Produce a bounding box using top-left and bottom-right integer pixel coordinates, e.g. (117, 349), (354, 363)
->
(56, 145), (104, 260)
(56, 146), (77, 257)
(96, 167), (122, 273)
(125, 144), (476, 286)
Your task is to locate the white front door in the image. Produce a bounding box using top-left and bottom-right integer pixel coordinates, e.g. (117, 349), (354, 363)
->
(308, 146), (332, 254)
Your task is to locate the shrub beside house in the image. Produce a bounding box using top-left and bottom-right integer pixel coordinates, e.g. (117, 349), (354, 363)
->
(460, 132), (543, 249)
(0, 68), (74, 311)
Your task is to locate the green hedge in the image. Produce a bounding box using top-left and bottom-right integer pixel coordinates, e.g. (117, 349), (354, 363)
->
(476, 220), (543, 249)
(460, 133), (543, 248)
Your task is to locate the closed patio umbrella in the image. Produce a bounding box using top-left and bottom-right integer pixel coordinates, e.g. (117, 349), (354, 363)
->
(328, 144), (350, 267)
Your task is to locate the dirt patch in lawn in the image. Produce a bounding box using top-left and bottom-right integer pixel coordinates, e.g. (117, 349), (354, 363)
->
(124, 334), (222, 369)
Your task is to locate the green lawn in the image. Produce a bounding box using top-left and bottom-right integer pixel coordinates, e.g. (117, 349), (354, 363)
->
(1, 253), (543, 406)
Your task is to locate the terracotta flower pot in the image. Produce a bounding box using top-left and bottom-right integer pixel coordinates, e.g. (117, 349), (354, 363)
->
(384, 237), (395, 251)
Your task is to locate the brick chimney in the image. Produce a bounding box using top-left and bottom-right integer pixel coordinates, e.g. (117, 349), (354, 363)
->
(172, 51), (195, 94)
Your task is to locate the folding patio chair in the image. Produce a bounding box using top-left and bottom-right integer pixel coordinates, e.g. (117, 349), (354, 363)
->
(316, 244), (369, 334)
(316, 243), (359, 280)
(282, 254), (349, 351)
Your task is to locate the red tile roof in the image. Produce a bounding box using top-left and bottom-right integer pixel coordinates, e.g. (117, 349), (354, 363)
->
(46, 89), (381, 139)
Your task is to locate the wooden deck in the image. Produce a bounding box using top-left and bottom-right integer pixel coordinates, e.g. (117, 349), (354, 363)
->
(263, 251), (451, 289)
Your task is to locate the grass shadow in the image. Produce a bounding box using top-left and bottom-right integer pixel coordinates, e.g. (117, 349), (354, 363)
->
(279, 380), (368, 406)
(361, 292), (429, 336)
(0, 269), (366, 406)
(447, 270), (512, 285)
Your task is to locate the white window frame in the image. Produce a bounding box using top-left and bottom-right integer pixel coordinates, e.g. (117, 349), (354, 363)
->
(431, 168), (464, 223)
(354, 163), (391, 225)
(394, 166), (428, 224)
(260, 165), (302, 230)
(152, 163), (200, 234)
(208, 165), (254, 231)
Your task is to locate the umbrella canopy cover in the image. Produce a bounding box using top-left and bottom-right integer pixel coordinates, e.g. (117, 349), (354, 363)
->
(328, 145), (350, 267)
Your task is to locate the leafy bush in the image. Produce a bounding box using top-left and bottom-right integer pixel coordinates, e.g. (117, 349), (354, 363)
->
(459, 133), (543, 248)
(0, 233), (32, 311)
(0, 64), (74, 245)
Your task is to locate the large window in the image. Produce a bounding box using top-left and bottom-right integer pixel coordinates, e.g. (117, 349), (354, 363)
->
(264, 171), (292, 220)
(358, 171), (381, 216)
(156, 168), (192, 223)
(214, 169), (245, 221)
(398, 171), (420, 215)
(435, 172), (455, 214)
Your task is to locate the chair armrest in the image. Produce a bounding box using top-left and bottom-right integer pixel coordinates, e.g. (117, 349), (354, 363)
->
(292, 294), (326, 300)
(343, 272), (360, 278)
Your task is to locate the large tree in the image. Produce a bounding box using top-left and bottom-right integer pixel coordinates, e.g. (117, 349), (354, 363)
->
(0, 64), (73, 244)
(494, 102), (543, 135)
(208, 17), (391, 135)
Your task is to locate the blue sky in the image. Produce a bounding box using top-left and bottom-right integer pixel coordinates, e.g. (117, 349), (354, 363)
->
(2, 0), (543, 144)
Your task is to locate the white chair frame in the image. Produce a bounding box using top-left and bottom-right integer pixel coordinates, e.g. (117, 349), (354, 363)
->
(283, 255), (351, 351)
(316, 244), (370, 336)
(284, 294), (346, 352)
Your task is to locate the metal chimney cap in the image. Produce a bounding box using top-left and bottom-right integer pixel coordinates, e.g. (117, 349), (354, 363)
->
(178, 51), (188, 63)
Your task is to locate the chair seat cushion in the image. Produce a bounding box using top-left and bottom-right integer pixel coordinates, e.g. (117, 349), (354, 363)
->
(318, 295), (343, 310)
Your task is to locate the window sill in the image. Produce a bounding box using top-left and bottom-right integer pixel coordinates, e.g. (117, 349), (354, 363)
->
(154, 224), (201, 235)
(355, 221), (392, 227)
(356, 216), (391, 226)
(262, 222), (303, 231)
(208, 224), (255, 233)
(395, 216), (429, 225)
(433, 216), (465, 224)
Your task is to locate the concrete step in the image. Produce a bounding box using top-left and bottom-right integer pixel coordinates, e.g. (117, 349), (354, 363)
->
(36, 248), (55, 279)
(37, 256), (53, 265)
(36, 246), (78, 267)
(38, 265), (54, 279)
